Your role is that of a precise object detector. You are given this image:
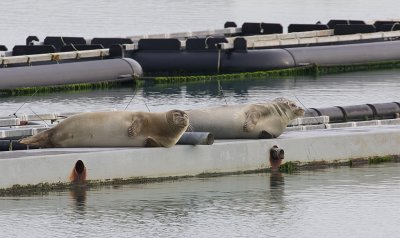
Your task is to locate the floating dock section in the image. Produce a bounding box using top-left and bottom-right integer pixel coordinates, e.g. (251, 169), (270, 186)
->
(2, 19), (400, 83)
(0, 105), (400, 191)
(0, 122), (400, 191)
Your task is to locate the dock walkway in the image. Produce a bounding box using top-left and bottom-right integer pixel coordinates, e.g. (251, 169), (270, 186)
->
(1, 123), (399, 190)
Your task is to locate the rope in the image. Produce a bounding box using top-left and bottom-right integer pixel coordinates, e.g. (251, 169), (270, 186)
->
(293, 94), (320, 125)
(217, 80), (228, 105)
(143, 100), (151, 112)
(217, 48), (221, 73)
(11, 88), (40, 118)
(391, 22), (399, 31)
(124, 86), (139, 111)
(28, 106), (49, 127)
(60, 36), (66, 46)
(205, 36), (213, 49)
(70, 43), (78, 51)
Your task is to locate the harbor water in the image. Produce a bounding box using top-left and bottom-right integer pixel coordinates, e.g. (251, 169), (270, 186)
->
(1, 70), (400, 115)
(1, 0), (400, 237)
(1, 163), (400, 238)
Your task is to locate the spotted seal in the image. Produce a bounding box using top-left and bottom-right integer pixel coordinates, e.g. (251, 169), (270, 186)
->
(185, 97), (304, 139)
(19, 110), (189, 148)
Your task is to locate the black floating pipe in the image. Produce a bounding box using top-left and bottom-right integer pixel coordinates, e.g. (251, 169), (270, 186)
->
(0, 140), (38, 151)
(0, 58), (143, 89)
(311, 107), (345, 122)
(340, 104), (374, 121)
(367, 102), (400, 119)
(177, 132), (214, 145)
(309, 102), (400, 122)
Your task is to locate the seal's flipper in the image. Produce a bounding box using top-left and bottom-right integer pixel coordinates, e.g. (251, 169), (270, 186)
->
(144, 137), (161, 147)
(128, 118), (145, 137)
(259, 130), (275, 139)
(19, 130), (52, 148)
(243, 111), (261, 132)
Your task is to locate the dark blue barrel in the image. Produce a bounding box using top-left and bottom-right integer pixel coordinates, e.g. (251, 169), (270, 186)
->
(224, 21), (237, 28)
(374, 21), (400, 32)
(333, 24), (376, 35)
(131, 51), (220, 74)
(186, 38), (228, 51)
(327, 19), (365, 28)
(44, 36), (86, 51)
(288, 24), (329, 33)
(12, 45), (56, 56)
(91, 38), (133, 49)
(138, 39), (181, 51)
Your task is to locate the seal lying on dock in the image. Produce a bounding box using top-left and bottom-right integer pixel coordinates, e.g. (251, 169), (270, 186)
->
(185, 97), (304, 139)
(19, 110), (189, 148)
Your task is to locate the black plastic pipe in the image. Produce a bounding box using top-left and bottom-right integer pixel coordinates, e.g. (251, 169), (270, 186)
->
(177, 132), (214, 145)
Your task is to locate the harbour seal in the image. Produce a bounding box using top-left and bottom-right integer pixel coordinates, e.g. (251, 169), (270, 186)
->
(185, 97), (304, 139)
(19, 110), (189, 148)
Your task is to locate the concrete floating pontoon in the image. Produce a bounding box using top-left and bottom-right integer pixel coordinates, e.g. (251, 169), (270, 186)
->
(0, 124), (399, 190)
(0, 104), (399, 191)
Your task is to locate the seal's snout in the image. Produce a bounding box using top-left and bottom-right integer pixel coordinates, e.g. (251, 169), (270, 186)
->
(296, 107), (305, 117)
(275, 97), (305, 117)
(170, 110), (189, 128)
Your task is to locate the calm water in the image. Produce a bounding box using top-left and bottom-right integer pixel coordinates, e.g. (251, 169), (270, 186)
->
(1, 70), (400, 116)
(1, 163), (400, 238)
(1, 1), (400, 237)
(1, 0), (400, 48)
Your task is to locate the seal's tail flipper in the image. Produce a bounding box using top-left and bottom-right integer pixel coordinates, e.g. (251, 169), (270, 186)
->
(19, 130), (51, 148)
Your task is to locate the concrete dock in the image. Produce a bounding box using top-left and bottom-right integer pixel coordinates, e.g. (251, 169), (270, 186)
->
(1, 123), (399, 191)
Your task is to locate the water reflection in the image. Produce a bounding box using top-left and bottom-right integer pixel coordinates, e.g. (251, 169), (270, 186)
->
(270, 172), (285, 203)
(1, 164), (400, 237)
(69, 186), (87, 214)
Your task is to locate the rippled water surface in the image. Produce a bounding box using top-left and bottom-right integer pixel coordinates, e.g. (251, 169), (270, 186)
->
(1, 163), (400, 238)
(1, 70), (400, 116)
(1, 0), (400, 48)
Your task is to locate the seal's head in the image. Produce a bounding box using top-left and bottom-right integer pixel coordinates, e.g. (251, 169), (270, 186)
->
(273, 97), (305, 118)
(166, 109), (189, 129)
